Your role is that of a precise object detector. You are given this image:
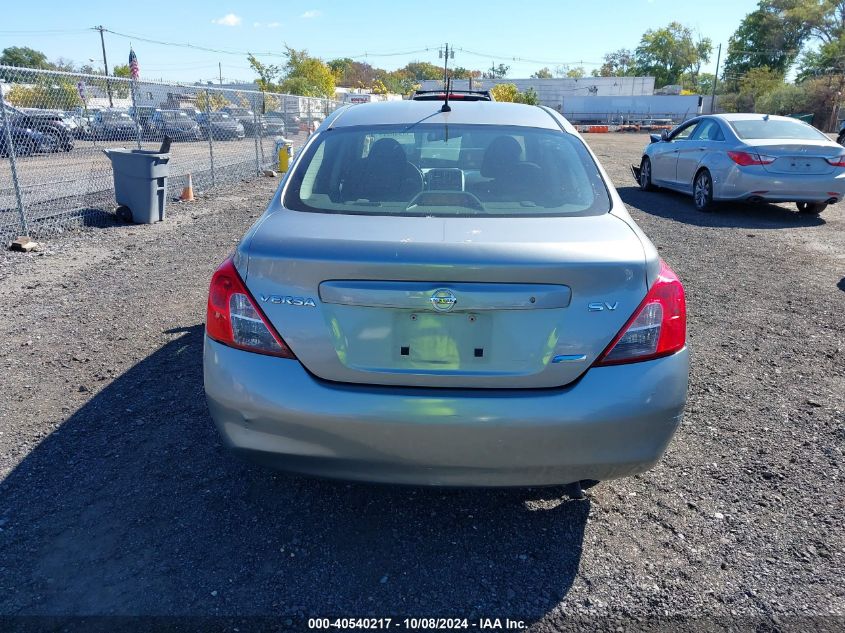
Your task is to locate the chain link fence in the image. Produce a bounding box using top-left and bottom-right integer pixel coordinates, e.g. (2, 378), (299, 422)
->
(0, 65), (343, 241)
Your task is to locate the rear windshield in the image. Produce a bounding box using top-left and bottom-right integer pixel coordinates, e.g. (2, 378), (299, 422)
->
(209, 113), (231, 121)
(284, 124), (610, 217)
(729, 118), (829, 141)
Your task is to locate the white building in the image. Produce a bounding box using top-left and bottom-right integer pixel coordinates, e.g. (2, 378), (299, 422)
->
(419, 77), (655, 108)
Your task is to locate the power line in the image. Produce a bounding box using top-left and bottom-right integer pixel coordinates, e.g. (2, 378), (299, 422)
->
(457, 47), (603, 67)
(0, 28), (91, 34)
(99, 27), (289, 58)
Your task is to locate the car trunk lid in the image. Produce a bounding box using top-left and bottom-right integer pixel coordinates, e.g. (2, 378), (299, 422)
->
(243, 210), (648, 388)
(745, 140), (841, 175)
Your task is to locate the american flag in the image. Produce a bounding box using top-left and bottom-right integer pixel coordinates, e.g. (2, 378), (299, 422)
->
(128, 48), (140, 80)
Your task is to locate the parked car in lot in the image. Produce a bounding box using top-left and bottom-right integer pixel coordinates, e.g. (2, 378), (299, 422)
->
(204, 99), (689, 487)
(634, 113), (845, 215)
(128, 106), (157, 139)
(0, 124), (48, 157)
(196, 111), (245, 140)
(2, 102), (73, 151)
(220, 106), (266, 136)
(91, 109), (137, 141)
(149, 109), (203, 141)
(262, 111), (286, 137)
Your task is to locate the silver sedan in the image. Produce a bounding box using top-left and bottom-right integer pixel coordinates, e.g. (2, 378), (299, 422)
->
(204, 99), (689, 487)
(633, 113), (845, 215)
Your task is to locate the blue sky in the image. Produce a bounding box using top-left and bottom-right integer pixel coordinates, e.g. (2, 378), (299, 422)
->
(1, 0), (761, 83)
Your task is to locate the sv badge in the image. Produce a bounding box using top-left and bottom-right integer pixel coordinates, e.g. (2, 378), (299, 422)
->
(588, 301), (619, 312)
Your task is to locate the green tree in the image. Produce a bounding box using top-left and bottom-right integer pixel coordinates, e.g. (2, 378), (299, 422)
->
(634, 22), (713, 87)
(513, 86), (540, 105)
(371, 79), (388, 94)
(755, 83), (808, 114)
(281, 48), (335, 98)
(490, 83), (538, 104)
(565, 66), (586, 79)
(0, 46), (50, 68)
(595, 49), (636, 77)
(249, 47), (335, 98)
(680, 71), (716, 95)
(531, 67), (553, 79)
(451, 67), (482, 80)
(7, 78), (81, 109)
(247, 53), (282, 91)
(327, 58), (378, 87)
(483, 63), (509, 79)
(723, 1), (805, 84)
(403, 61), (444, 80)
(721, 66), (786, 112)
(196, 90), (230, 111)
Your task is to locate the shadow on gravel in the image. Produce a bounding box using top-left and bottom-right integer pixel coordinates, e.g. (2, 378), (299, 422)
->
(0, 325), (588, 622)
(617, 185), (827, 229)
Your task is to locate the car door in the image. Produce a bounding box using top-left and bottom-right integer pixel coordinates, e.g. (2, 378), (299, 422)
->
(676, 118), (724, 190)
(651, 120), (699, 185)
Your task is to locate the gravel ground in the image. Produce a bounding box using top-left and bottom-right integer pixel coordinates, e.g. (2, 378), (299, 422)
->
(0, 133), (843, 632)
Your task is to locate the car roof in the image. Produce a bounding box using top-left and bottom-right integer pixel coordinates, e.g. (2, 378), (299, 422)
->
(712, 113), (801, 123)
(328, 100), (566, 131)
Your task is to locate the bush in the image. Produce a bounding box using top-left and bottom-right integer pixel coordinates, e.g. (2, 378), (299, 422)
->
(490, 83), (518, 102)
(6, 79), (81, 110)
(755, 84), (807, 116)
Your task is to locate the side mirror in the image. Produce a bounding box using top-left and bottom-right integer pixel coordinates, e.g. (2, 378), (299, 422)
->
(660, 129), (670, 141)
(649, 133), (661, 144)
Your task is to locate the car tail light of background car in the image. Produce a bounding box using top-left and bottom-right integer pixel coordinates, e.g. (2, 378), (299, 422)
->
(206, 257), (296, 359)
(727, 151), (776, 166)
(595, 260), (686, 366)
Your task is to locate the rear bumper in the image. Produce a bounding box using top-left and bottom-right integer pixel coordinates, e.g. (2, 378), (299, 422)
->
(716, 166), (845, 203)
(203, 337), (689, 486)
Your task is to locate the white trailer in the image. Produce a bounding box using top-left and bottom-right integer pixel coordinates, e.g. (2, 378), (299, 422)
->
(562, 95), (703, 124)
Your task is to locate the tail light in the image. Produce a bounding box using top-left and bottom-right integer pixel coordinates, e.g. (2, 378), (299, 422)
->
(206, 257), (296, 359)
(595, 260), (686, 366)
(727, 150), (775, 166)
(825, 155), (845, 167)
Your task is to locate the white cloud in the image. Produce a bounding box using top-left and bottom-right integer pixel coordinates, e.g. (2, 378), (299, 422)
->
(253, 21), (262, 27)
(300, 10), (321, 18)
(211, 13), (242, 26)
(267, 21), (281, 28)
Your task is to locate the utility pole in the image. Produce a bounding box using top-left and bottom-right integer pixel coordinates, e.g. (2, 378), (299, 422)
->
(219, 62), (223, 86)
(94, 25), (113, 107)
(710, 42), (721, 114)
(439, 43), (454, 88)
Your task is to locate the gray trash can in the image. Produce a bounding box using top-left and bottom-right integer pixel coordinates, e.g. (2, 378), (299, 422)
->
(103, 148), (171, 224)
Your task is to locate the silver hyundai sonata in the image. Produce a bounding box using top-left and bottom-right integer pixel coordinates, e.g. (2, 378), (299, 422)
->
(204, 99), (689, 487)
(634, 113), (845, 214)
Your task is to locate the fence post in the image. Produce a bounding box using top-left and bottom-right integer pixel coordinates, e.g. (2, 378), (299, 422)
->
(257, 92), (265, 166)
(130, 80), (142, 150)
(205, 90), (215, 188)
(306, 99), (312, 135)
(252, 102), (261, 175)
(0, 101), (29, 235)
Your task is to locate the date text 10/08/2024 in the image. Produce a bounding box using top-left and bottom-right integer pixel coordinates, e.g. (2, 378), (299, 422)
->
(307, 618), (527, 630)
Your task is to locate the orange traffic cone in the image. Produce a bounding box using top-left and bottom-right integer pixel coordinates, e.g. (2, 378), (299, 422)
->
(180, 174), (195, 202)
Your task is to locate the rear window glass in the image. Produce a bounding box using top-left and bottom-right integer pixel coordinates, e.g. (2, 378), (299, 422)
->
(283, 124), (610, 217)
(729, 119), (828, 141)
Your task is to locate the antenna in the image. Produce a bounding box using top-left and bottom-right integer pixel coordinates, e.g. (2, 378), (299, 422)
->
(441, 77), (452, 112)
